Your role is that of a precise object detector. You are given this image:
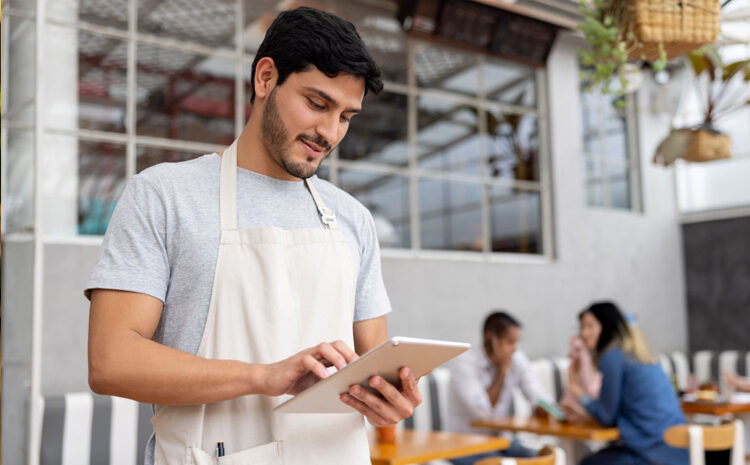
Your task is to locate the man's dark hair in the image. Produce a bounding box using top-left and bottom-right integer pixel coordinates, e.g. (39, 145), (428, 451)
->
(483, 311), (521, 340)
(579, 301), (628, 357)
(250, 7), (383, 103)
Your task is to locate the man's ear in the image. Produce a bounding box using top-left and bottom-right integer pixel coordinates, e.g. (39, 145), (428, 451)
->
(254, 57), (278, 100)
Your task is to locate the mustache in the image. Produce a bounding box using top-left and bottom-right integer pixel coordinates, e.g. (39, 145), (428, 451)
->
(297, 134), (332, 152)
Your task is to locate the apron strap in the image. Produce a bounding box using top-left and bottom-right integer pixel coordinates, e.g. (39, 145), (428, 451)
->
(220, 139), (239, 231)
(305, 179), (338, 230)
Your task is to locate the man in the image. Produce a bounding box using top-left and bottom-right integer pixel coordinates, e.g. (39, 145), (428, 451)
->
(445, 311), (551, 464)
(86, 7), (420, 465)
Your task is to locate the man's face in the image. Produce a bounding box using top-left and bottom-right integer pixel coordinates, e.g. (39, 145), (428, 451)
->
(260, 67), (364, 179)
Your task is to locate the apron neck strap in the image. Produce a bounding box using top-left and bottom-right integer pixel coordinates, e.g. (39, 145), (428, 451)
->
(220, 139), (338, 231)
(220, 139), (239, 231)
(305, 179), (338, 230)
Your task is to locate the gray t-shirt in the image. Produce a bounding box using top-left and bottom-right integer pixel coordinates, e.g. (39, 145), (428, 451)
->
(86, 153), (392, 357)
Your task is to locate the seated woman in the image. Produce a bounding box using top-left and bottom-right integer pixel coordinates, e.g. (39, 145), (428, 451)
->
(561, 302), (688, 465)
(561, 334), (601, 409)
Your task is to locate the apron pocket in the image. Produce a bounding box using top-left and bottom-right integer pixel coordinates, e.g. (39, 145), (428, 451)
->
(189, 441), (283, 465)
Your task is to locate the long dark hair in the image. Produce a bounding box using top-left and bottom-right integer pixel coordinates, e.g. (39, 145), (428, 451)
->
(250, 7), (383, 103)
(580, 301), (655, 364)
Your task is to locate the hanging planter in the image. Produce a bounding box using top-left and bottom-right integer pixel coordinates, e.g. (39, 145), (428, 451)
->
(654, 47), (750, 166)
(611, 0), (721, 62)
(579, 0), (722, 96)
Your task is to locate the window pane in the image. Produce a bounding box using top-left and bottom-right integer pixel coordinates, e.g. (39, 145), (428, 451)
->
(333, 0), (408, 84)
(485, 110), (539, 181)
(339, 170), (411, 249)
(419, 179), (482, 251)
(79, 140), (127, 235)
(139, 0), (236, 50)
(489, 186), (542, 254)
(604, 113), (628, 165)
(417, 96), (481, 174)
(77, 31), (128, 132)
(584, 159), (604, 207)
(5, 129), (36, 234)
(483, 58), (536, 107)
(6, 17), (35, 125)
(49, 0), (127, 30)
(608, 163), (631, 209)
(136, 146), (205, 173)
(413, 41), (479, 96)
(581, 108), (600, 157)
(339, 92), (408, 166)
(136, 43), (236, 145)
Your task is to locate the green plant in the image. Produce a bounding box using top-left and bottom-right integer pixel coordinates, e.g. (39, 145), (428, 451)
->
(578, 0), (667, 96)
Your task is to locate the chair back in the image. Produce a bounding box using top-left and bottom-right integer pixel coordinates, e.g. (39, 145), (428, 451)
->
(474, 445), (560, 465)
(663, 419), (745, 465)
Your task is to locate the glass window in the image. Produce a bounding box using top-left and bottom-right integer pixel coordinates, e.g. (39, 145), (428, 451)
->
(419, 179), (483, 251)
(139, 0), (236, 50)
(580, 76), (639, 211)
(49, 0), (128, 30)
(4, 129), (36, 234)
(485, 109), (539, 182)
(489, 186), (542, 253)
(46, 29), (129, 133)
(79, 140), (128, 235)
(5, 0), (552, 257)
(136, 43), (236, 145)
(339, 92), (408, 166)
(413, 40), (479, 96)
(417, 96), (481, 174)
(339, 170), (411, 249)
(483, 58), (536, 106)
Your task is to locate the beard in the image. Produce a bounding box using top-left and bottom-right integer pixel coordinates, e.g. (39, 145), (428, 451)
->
(261, 87), (331, 179)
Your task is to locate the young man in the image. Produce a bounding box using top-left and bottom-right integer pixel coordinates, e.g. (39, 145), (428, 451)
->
(445, 311), (550, 464)
(86, 8), (420, 465)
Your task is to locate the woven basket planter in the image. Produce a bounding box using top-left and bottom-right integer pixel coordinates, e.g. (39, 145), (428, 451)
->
(683, 129), (731, 162)
(611, 0), (720, 61)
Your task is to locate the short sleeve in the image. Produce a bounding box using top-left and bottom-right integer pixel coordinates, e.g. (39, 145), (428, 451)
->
(352, 210), (392, 321)
(84, 173), (170, 303)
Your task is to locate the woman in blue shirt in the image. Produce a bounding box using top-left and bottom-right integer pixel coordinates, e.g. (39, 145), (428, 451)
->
(562, 302), (688, 465)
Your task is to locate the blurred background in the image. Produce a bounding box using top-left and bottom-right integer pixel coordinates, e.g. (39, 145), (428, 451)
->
(1, 0), (749, 463)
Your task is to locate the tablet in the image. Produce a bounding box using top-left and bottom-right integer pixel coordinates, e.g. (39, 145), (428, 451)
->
(273, 336), (470, 414)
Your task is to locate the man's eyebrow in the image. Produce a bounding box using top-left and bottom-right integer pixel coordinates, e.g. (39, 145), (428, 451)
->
(303, 86), (361, 114)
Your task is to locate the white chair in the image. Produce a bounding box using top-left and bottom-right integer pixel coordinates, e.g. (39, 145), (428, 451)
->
(693, 350), (714, 385)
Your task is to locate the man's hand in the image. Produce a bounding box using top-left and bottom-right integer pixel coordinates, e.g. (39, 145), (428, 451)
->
(338, 367), (422, 426)
(263, 340), (359, 396)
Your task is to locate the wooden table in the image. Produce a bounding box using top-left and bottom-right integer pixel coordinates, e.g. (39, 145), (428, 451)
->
(471, 416), (620, 463)
(369, 430), (509, 465)
(471, 416), (620, 442)
(682, 400), (750, 416)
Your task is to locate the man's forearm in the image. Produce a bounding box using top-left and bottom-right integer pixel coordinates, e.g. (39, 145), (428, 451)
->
(89, 330), (266, 405)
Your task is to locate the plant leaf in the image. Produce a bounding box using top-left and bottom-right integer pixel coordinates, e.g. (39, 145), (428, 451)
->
(688, 50), (706, 76)
(722, 59), (750, 82)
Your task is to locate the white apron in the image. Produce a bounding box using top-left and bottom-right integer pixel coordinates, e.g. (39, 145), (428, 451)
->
(150, 139), (371, 465)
